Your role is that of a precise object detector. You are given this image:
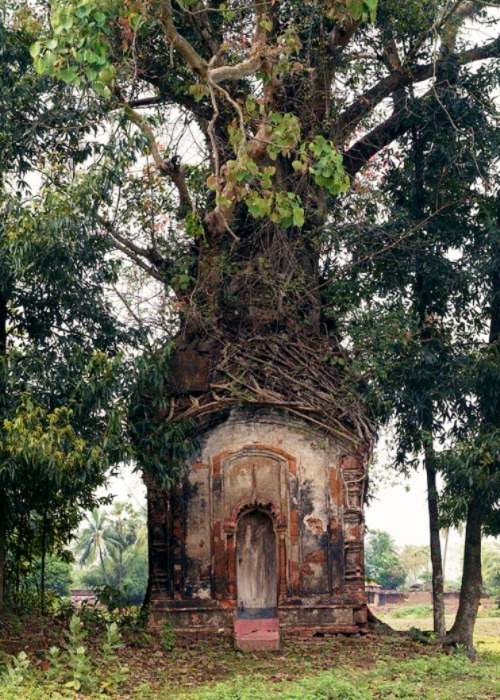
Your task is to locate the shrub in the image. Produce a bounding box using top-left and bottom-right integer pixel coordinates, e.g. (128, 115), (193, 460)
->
(0, 613), (129, 697)
(160, 621), (176, 652)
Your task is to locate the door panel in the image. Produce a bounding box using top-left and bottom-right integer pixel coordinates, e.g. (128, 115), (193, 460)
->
(236, 511), (277, 615)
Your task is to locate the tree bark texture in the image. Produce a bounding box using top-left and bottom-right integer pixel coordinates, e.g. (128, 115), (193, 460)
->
(425, 452), (446, 641)
(442, 527), (450, 580)
(0, 290), (7, 611)
(0, 529), (4, 613)
(447, 499), (482, 654)
(40, 509), (47, 615)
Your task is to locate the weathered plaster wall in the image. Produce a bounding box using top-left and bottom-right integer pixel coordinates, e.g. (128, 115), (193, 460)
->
(148, 408), (367, 634)
(185, 409), (345, 599)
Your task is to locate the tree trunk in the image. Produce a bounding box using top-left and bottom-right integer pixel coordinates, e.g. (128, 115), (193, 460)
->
(446, 499), (482, 656)
(411, 125), (446, 641)
(40, 508), (47, 615)
(447, 204), (500, 657)
(441, 527), (450, 579)
(118, 549), (123, 594)
(0, 530), (4, 613)
(99, 548), (110, 586)
(425, 451), (446, 641)
(0, 292), (7, 612)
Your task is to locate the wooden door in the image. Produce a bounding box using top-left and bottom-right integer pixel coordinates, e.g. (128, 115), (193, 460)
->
(236, 510), (277, 615)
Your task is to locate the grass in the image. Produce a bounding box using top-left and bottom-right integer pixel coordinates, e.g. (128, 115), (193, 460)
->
(181, 654), (500, 700)
(389, 604), (433, 618)
(0, 611), (499, 698)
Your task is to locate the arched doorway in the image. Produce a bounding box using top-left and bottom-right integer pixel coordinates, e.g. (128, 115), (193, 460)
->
(236, 509), (277, 616)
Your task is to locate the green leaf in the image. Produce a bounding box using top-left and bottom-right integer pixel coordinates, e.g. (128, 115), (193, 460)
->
(61, 14), (75, 30)
(129, 13), (141, 30)
(42, 51), (57, 70)
(188, 84), (208, 102)
(29, 42), (41, 59)
(292, 206), (305, 228)
(74, 3), (93, 19)
(33, 57), (45, 74)
(93, 11), (107, 26)
(58, 67), (80, 84)
(95, 83), (112, 97)
(247, 195), (272, 219)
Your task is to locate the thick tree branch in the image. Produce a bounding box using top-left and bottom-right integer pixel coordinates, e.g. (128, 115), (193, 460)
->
(342, 89), (432, 177)
(335, 33), (500, 143)
(157, 0), (208, 78)
(106, 237), (167, 284)
(122, 103), (193, 214)
(208, 0), (268, 84)
(186, 1), (220, 57)
(157, 0), (268, 85)
(97, 216), (168, 285)
(128, 96), (164, 108)
(328, 17), (361, 59)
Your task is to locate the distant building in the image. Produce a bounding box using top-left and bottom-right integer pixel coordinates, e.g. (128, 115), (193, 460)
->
(70, 589), (98, 606)
(366, 586), (493, 612)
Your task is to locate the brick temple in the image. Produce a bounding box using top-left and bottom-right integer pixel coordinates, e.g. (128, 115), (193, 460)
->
(145, 406), (368, 650)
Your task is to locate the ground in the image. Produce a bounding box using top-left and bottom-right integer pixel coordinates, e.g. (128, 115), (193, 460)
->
(0, 608), (499, 698)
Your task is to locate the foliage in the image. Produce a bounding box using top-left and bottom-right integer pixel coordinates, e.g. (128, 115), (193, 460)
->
(100, 621), (129, 693)
(0, 613), (128, 696)
(365, 530), (406, 589)
(74, 503), (148, 606)
(17, 0), (500, 464)
(20, 556), (72, 597)
(399, 546), (430, 588)
(173, 653), (494, 700)
(482, 541), (500, 594)
(2, 616), (500, 699)
(128, 348), (199, 487)
(0, 1), (132, 608)
(65, 613), (93, 692)
(160, 622), (176, 653)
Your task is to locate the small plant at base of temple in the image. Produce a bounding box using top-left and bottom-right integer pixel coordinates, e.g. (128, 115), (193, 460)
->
(100, 621), (129, 693)
(160, 621), (176, 652)
(65, 613), (94, 692)
(5, 651), (30, 687)
(45, 646), (63, 681)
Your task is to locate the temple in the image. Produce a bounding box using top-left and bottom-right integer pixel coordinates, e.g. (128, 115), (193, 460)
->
(145, 406), (368, 650)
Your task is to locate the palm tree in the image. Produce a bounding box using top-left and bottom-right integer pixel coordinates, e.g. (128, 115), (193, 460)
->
(75, 509), (120, 586)
(105, 502), (147, 593)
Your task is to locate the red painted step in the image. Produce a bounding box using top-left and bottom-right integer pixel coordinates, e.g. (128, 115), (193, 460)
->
(234, 617), (280, 651)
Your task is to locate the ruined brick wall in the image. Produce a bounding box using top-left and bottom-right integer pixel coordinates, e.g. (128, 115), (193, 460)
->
(147, 408), (367, 634)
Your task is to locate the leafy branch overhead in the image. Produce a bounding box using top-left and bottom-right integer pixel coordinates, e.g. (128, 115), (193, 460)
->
(25, 0), (500, 314)
(22, 0), (500, 447)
